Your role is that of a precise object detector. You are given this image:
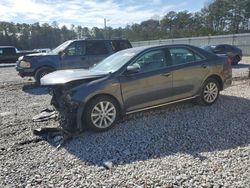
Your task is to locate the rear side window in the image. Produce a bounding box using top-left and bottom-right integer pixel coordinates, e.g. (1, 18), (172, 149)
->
(169, 48), (203, 66)
(86, 41), (108, 55)
(111, 40), (131, 52)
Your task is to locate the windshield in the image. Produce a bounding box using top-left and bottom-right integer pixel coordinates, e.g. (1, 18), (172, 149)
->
(201, 45), (214, 52)
(90, 49), (136, 73)
(51, 40), (72, 54)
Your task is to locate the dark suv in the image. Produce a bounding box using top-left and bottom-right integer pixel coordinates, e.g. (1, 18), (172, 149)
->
(0, 46), (36, 63)
(16, 39), (132, 83)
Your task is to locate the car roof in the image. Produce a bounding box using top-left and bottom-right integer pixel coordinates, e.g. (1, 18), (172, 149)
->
(0, 46), (15, 48)
(71, 39), (130, 42)
(126, 44), (201, 52)
(208, 44), (234, 47)
(120, 44), (217, 60)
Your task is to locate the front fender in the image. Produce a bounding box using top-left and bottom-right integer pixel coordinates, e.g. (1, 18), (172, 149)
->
(32, 56), (60, 71)
(70, 77), (124, 130)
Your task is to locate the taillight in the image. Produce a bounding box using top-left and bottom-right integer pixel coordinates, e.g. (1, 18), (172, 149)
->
(227, 57), (232, 65)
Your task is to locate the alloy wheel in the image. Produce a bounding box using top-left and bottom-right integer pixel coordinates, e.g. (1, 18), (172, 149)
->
(203, 82), (218, 103)
(91, 101), (116, 129)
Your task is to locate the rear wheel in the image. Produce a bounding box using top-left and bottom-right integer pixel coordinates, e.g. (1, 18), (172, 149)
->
(35, 67), (54, 85)
(83, 96), (120, 132)
(198, 78), (220, 105)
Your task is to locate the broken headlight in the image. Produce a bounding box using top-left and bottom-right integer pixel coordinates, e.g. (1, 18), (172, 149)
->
(19, 60), (31, 68)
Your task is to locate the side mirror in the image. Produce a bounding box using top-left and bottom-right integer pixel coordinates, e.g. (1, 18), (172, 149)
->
(125, 64), (140, 75)
(58, 50), (66, 57)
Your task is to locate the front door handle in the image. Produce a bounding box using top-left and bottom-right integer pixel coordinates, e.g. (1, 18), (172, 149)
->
(161, 72), (171, 77)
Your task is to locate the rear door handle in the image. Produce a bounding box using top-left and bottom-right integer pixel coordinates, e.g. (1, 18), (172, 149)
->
(161, 72), (171, 77)
(201, 64), (207, 68)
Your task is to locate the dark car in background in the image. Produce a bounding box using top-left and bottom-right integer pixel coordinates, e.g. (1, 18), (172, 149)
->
(41, 44), (232, 133)
(16, 39), (132, 84)
(202, 44), (242, 65)
(0, 46), (36, 64)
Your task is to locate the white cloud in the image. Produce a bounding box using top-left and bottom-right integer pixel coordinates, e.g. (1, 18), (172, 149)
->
(0, 0), (187, 28)
(152, 0), (162, 5)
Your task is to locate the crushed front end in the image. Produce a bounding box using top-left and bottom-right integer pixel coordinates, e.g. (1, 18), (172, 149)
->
(49, 84), (82, 133)
(40, 68), (109, 133)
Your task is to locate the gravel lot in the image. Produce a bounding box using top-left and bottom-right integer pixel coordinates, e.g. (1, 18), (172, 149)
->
(0, 61), (250, 187)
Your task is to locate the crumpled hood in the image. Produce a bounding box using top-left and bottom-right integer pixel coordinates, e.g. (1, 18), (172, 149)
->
(41, 69), (108, 85)
(26, 52), (55, 57)
(18, 53), (59, 61)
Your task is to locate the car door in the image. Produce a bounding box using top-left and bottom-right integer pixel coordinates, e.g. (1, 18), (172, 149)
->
(169, 47), (210, 100)
(120, 48), (173, 112)
(61, 41), (87, 69)
(84, 40), (110, 68)
(3, 48), (16, 63)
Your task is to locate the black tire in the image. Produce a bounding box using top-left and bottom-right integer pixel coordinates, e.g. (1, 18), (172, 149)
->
(83, 96), (120, 132)
(34, 67), (54, 85)
(197, 78), (220, 105)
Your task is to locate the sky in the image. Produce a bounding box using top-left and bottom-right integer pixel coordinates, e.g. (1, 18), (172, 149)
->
(0, 0), (208, 28)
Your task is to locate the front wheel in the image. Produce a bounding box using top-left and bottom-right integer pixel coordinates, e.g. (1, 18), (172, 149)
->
(35, 67), (54, 85)
(83, 96), (120, 132)
(198, 78), (220, 105)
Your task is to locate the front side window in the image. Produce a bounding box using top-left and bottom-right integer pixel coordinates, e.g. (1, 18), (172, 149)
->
(86, 41), (108, 55)
(66, 41), (84, 56)
(132, 50), (167, 73)
(169, 48), (203, 65)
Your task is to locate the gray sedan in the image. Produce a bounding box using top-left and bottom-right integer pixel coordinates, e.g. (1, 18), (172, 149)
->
(41, 44), (232, 132)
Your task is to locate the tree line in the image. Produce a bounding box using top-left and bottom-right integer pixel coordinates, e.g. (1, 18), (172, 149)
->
(0, 0), (249, 50)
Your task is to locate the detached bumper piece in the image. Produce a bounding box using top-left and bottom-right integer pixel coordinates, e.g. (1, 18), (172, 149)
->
(51, 92), (80, 134)
(33, 127), (73, 149)
(32, 108), (58, 122)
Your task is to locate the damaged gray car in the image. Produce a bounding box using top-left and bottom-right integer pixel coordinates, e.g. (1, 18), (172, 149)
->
(41, 44), (232, 133)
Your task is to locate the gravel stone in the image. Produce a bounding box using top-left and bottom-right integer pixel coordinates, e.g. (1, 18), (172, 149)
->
(103, 161), (113, 170)
(0, 66), (250, 187)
